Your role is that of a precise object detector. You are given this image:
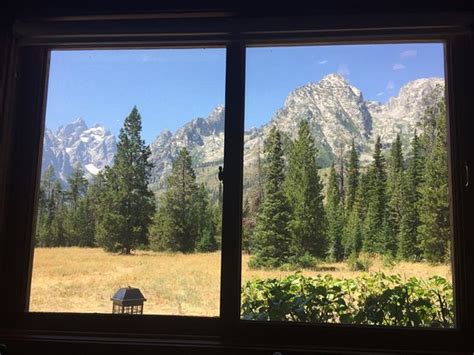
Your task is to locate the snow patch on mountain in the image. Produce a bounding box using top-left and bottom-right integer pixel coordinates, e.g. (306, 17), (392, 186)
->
(42, 118), (116, 183)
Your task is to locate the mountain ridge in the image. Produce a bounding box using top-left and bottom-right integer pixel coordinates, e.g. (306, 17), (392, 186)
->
(41, 74), (444, 186)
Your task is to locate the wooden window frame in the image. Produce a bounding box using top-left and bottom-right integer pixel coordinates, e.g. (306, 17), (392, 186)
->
(0, 11), (473, 355)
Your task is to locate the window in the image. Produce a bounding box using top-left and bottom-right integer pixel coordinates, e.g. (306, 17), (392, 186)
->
(241, 43), (454, 328)
(29, 48), (225, 316)
(0, 10), (472, 355)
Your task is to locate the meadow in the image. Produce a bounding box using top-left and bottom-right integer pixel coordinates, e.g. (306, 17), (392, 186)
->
(29, 247), (451, 316)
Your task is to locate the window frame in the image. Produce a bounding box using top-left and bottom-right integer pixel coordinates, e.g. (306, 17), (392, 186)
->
(0, 12), (473, 354)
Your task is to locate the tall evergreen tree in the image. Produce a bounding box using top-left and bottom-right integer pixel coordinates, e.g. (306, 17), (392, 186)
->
(326, 164), (344, 261)
(49, 181), (67, 246)
(345, 140), (360, 212)
(66, 166), (88, 210)
(385, 134), (404, 256)
(242, 197), (254, 254)
(284, 120), (327, 259)
(65, 196), (96, 247)
(150, 148), (199, 253)
(418, 102), (450, 263)
(63, 166), (92, 246)
(363, 136), (388, 254)
(36, 166), (61, 247)
(398, 131), (423, 260)
(195, 184), (218, 252)
(96, 106), (155, 254)
(256, 141), (264, 205)
(214, 181), (223, 248)
(250, 127), (292, 268)
(343, 173), (366, 256)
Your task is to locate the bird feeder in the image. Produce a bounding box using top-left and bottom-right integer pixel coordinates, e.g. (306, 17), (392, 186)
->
(111, 286), (146, 314)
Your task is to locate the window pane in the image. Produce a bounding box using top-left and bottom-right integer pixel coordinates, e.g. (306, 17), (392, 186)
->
(29, 49), (225, 316)
(241, 43), (454, 327)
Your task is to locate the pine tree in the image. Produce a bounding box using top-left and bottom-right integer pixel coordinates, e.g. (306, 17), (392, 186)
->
(363, 136), (388, 254)
(343, 174), (366, 256)
(151, 148), (199, 253)
(256, 140), (264, 205)
(96, 106), (155, 254)
(241, 197), (254, 254)
(214, 181), (223, 248)
(36, 166), (61, 247)
(418, 102), (450, 263)
(345, 140), (359, 212)
(336, 145), (345, 202)
(39, 179), (66, 247)
(195, 184), (218, 252)
(385, 134), (404, 256)
(49, 182), (67, 247)
(63, 166), (91, 246)
(65, 196), (96, 247)
(66, 166), (88, 210)
(326, 164), (344, 261)
(342, 141), (362, 256)
(250, 127), (292, 268)
(284, 120), (327, 260)
(398, 131), (423, 260)
(83, 172), (106, 247)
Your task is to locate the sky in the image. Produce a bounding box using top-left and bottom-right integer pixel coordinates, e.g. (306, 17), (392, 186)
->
(45, 43), (445, 143)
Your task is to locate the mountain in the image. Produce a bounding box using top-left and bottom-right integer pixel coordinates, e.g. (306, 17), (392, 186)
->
(42, 74), (444, 188)
(367, 77), (444, 150)
(147, 74), (444, 189)
(42, 118), (116, 182)
(148, 106), (225, 188)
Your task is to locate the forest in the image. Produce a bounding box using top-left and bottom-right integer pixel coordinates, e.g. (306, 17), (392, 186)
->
(35, 99), (450, 269)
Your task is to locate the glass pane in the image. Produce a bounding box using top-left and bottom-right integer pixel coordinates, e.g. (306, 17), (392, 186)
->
(241, 43), (454, 327)
(29, 49), (225, 316)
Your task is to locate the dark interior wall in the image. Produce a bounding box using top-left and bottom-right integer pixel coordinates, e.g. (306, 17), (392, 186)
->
(0, 2), (472, 355)
(3, 0), (474, 19)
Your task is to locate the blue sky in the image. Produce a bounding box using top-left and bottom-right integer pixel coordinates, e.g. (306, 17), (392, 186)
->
(45, 43), (444, 143)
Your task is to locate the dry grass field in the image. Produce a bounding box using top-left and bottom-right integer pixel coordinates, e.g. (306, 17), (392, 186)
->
(29, 248), (451, 316)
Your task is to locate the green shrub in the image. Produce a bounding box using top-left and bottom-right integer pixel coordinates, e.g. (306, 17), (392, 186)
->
(347, 253), (372, 271)
(285, 252), (317, 269)
(382, 254), (397, 269)
(248, 252), (316, 270)
(241, 272), (454, 327)
(248, 255), (281, 269)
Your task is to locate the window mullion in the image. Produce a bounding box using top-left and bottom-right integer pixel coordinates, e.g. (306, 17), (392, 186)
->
(220, 41), (246, 331)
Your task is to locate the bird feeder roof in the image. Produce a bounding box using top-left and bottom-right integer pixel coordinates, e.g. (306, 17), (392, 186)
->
(111, 287), (146, 306)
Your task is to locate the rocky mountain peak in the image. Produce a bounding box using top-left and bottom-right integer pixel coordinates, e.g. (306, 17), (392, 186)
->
(42, 119), (116, 183)
(368, 77), (445, 148)
(43, 74), (445, 190)
(56, 117), (88, 145)
(319, 72), (349, 85)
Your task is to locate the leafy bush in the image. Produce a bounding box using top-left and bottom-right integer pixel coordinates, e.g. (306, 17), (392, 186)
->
(284, 253), (317, 270)
(248, 252), (316, 270)
(248, 255), (282, 269)
(382, 254), (397, 269)
(241, 273), (454, 327)
(347, 253), (372, 271)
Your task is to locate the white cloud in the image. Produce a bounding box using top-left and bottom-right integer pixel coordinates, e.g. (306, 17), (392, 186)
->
(318, 59), (328, 65)
(400, 49), (417, 59)
(376, 92), (385, 96)
(337, 63), (350, 76)
(392, 63), (406, 70)
(386, 80), (395, 91)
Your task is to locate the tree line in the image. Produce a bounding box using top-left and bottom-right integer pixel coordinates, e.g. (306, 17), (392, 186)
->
(36, 100), (450, 266)
(35, 106), (221, 254)
(246, 99), (450, 267)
